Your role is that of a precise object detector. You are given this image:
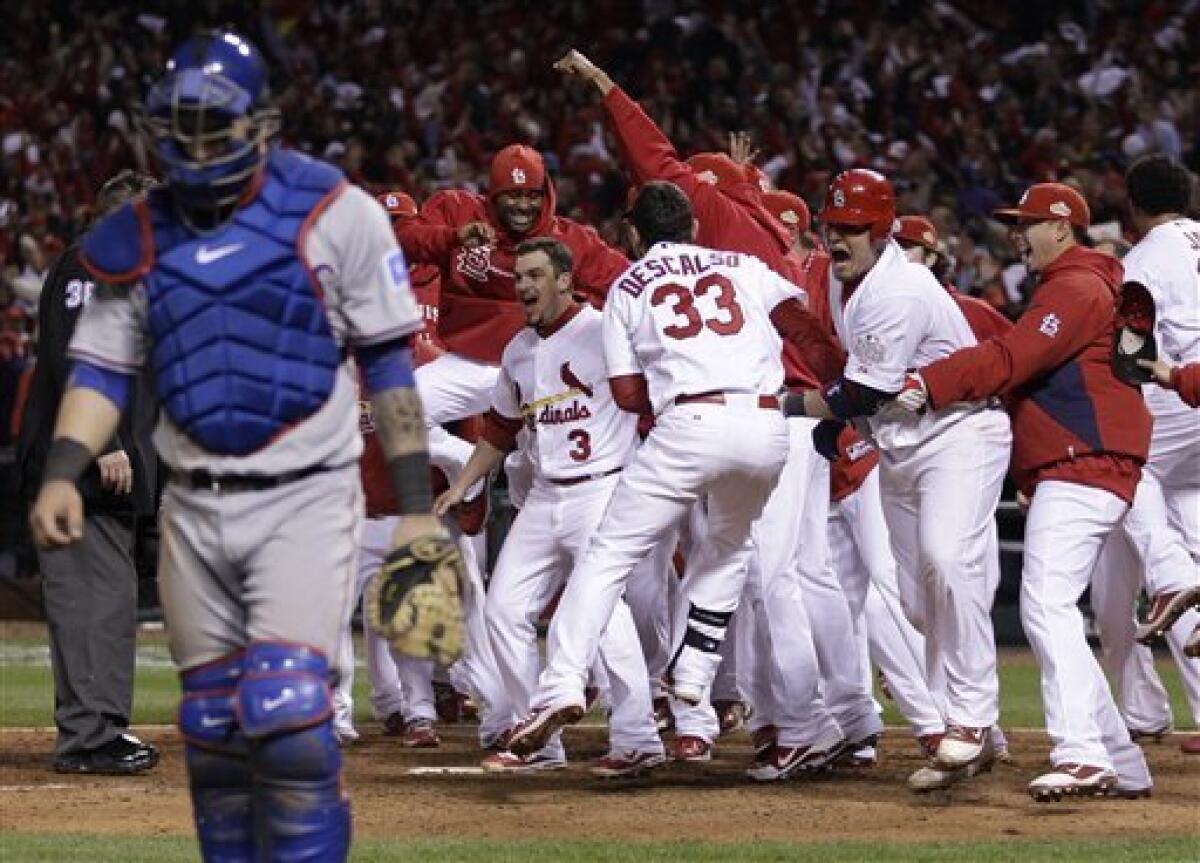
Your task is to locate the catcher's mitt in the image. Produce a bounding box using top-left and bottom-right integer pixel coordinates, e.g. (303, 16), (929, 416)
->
(365, 533), (465, 666)
(1112, 281), (1157, 386)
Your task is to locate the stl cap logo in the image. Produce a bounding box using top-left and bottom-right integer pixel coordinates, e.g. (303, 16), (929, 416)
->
(922, 230), (936, 245)
(781, 209), (799, 225)
(385, 193), (399, 209)
(1039, 312), (1061, 338)
(1018, 190), (1030, 205)
(1049, 201), (1072, 218)
(511, 167), (527, 185)
(697, 169), (719, 185)
(833, 189), (846, 208)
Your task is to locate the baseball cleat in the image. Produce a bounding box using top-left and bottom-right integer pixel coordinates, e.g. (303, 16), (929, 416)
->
(333, 724), (360, 746)
(653, 696), (675, 732)
(506, 703), (584, 758)
(746, 731), (845, 782)
(1028, 763), (1118, 802)
(401, 718), (441, 749)
(667, 735), (713, 762)
(481, 750), (566, 774)
(589, 750), (667, 778)
(1104, 784), (1153, 800)
(934, 724), (990, 769)
(750, 725), (778, 769)
(907, 757), (995, 792)
(1134, 585), (1200, 643)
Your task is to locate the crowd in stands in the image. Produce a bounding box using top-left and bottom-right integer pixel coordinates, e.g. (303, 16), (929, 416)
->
(0, 0), (1197, 461)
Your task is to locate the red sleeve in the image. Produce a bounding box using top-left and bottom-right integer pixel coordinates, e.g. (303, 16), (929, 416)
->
(479, 408), (522, 453)
(610, 373), (653, 415)
(769, 298), (846, 386)
(603, 88), (704, 193)
(954, 293), (1014, 342)
(395, 191), (475, 265)
(566, 223), (629, 305)
(1169, 363), (1200, 408)
(922, 277), (1112, 409)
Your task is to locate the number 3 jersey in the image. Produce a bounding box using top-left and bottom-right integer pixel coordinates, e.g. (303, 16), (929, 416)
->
(603, 241), (794, 414)
(491, 305), (639, 483)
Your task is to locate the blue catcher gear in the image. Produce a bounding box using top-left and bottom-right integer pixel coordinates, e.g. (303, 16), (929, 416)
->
(238, 641), (350, 863)
(179, 652), (254, 863)
(140, 31), (281, 233)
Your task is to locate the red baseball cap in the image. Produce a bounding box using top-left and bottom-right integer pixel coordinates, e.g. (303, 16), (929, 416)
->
(994, 183), (1090, 228)
(375, 190), (418, 218)
(894, 215), (939, 251)
(489, 144), (546, 195)
(762, 190), (811, 234)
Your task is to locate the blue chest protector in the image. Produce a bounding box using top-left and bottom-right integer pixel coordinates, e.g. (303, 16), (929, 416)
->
(81, 149), (345, 456)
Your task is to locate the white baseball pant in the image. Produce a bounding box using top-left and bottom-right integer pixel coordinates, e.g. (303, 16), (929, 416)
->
(829, 467), (944, 737)
(485, 473), (663, 757)
(738, 418), (846, 749)
(1021, 481), (1151, 786)
(531, 398), (788, 712)
(879, 409), (1010, 730)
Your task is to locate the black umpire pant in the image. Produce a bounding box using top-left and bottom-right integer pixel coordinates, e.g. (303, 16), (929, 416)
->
(39, 513), (138, 756)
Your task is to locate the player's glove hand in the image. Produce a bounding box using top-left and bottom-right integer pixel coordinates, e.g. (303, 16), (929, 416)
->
(811, 419), (845, 462)
(895, 372), (928, 413)
(366, 533), (466, 666)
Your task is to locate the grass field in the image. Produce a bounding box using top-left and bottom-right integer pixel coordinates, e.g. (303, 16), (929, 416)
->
(2, 624), (1197, 862)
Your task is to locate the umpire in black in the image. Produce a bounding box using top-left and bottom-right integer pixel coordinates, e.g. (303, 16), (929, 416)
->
(16, 170), (160, 774)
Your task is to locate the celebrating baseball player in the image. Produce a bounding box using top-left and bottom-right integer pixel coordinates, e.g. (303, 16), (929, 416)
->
(504, 181), (841, 762)
(434, 237), (667, 777)
(26, 32), (463, 862)
(784, 169), (1013, 792)
(901, 182), (1154, 800)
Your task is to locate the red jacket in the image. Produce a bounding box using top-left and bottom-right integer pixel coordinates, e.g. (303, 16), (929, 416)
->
(604, 87), (837, 388)
(949, 289), (1013, 342)
(1169, 363), (1200, 407)
(921, 245), (1151, 501)
(397, 180), (627, 363)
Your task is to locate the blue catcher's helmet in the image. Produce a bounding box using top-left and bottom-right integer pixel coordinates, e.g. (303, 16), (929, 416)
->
(140, 31), (281, 233)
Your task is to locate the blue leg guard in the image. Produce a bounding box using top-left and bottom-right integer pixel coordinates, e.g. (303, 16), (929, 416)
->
(180, 652), (254, 863)
(239, 641), (350, 863)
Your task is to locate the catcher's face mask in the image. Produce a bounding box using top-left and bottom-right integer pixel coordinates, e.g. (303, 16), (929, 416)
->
(1112, 281), (1158, 386)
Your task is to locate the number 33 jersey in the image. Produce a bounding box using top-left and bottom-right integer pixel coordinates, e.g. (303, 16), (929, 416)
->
(603, 241), (795, 414)
(491, 305), (639, 483)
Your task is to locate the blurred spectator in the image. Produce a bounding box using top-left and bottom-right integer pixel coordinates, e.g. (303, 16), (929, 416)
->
(0, 0), (1196, 331)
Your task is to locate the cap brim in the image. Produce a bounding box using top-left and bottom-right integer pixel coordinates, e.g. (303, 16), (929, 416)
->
(992, 207), (1027, 224)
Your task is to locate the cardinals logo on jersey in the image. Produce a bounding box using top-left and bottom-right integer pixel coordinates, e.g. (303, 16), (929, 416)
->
(456, 245), (493, 282)
(560, 362), (594, 398)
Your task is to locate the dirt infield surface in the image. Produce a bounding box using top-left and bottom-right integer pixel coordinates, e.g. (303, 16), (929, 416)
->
(1, 723), (1197, 846)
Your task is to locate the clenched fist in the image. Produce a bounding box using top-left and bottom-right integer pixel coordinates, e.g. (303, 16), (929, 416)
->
(29, 480), (84, 547)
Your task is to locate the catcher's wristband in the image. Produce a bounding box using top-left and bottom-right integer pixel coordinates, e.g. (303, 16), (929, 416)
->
(42, 437), (94, 485)
(388, 451), (434, 515)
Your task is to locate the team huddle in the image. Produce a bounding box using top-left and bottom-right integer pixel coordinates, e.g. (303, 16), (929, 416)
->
(25, 31), (1200, 863)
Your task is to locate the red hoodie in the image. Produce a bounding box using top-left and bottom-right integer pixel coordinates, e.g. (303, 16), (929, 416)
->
(920, 245), (1151, 502)
(396, 178), (628, 363)
(603, 87), (840, 387)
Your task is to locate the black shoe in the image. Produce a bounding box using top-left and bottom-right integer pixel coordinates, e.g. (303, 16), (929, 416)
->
(53, 734), (160, 775)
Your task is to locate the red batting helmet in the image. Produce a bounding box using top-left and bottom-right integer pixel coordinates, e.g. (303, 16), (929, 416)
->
(376, 190), (418, 219)
(686, 152), (747, 188)
(489, 144), (546, 195)
(820, 169), (896, 240)
(762, 190), (811, 234)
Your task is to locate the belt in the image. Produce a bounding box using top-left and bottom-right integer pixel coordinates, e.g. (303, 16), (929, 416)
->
(171, 464), (332, 495)
(674, 391), (780, 410)
(546, 466), (622, 487)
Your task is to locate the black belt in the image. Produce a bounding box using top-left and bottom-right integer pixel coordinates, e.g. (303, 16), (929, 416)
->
(171, 464), (332, 494)
(546, 466), (623, 487)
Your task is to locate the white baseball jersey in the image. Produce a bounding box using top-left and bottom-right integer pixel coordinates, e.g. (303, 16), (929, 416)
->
(491, 305), (638, 482)
(1122, 218), (1200, 420)
(69, 184), (421, 474)
(603, 242), (794, 414)
(830, 240), (981, 450)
